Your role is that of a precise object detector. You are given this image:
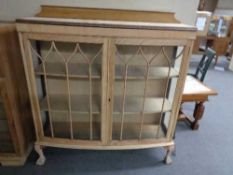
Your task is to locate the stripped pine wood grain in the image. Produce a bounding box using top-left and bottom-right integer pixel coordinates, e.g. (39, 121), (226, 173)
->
(0, 25), (33, 166)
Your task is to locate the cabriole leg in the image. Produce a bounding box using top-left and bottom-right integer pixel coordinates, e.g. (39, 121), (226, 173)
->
(34, 144), (46, 166)
(164, 145), (175, 165)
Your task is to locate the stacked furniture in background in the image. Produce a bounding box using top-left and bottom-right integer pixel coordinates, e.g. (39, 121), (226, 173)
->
(0, 24), (33, 166)
(193, 15), (233, 65)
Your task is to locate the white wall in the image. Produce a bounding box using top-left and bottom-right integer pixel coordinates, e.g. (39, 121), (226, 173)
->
(0, 0), (199, 25)
(217, 0), (233, 9)
(215, 0), (233, 16)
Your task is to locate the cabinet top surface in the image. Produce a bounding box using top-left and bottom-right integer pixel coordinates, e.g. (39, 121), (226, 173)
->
(16, 17), (196, 32)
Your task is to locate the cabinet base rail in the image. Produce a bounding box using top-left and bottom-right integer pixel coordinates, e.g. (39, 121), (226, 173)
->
(34, 139), (175, 165)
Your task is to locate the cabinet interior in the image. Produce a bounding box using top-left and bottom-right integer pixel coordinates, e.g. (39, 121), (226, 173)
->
(29, 39), (184, 142)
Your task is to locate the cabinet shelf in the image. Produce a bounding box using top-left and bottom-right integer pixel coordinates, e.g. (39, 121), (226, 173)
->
(112, 123), (165, 139)
(114, 96), (171, 114)
(0, 120), (9, 132)
(45, 121), (101, 140)
(115, 66), (178, 80)
(40, 95), (101, 114)
(0, 131), (11, 142)
(40, 95), (171, 114)
(44, 121), (164, 140)
(35, 63), (101, 79)
(35, 62), (178, 80)
(0, 120), (13, 153)
(0, 131), (14, 153)
(0, 105), (6, 120)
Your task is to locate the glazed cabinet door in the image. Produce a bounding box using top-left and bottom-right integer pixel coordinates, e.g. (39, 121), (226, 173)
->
(22, 34), (108, 144)
(109, 39), (190, 144)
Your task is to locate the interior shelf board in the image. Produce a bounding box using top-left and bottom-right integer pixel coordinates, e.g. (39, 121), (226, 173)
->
(45, 121), (101, 140)
(0, 120), (10, 132)
(0, 144), (14, 153)
(0, 106), (7, 120)
(0, 131), (14, 153)
(40, 94), (171, 114)
(34, 62), (178, 80)
(40, 94), (101, 114)
(115, 66), (179, 80)
(0, 131), (11, 141)
(35, 62), (101, 79)
(112, 123), (165, 140)
(113, 96), (172, 114)
(44, 121), (164, 141)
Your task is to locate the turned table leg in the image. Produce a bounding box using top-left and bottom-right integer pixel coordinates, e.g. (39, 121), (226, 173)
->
(34, 144), (46, 166)
(192, 102), (205, 130)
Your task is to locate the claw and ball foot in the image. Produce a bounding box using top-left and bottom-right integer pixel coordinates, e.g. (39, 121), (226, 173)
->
(164, 145), (175, 165)
(34, 145), (46, 166)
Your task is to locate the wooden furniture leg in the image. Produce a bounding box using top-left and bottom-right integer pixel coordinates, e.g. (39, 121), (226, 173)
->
(34, 144), (46, 166)
(191, 102), (205, 130)
(164, 145), (175, 165)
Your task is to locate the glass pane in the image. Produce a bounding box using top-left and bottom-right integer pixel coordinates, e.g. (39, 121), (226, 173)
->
(30, 40), (103, 141)
(113, 44), (183, 140)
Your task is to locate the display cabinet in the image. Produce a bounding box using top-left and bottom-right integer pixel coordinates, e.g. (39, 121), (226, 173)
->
(16, 17), (196, 165)
(0, 24), (33, 166)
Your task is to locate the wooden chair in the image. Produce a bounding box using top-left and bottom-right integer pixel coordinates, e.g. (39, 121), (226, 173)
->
(177, 47), (216, 131)
(189, 47), (216, 82)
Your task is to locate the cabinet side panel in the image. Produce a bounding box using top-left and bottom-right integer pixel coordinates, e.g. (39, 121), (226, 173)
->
(166, 42), (193, 139)
(18, 33), (44, 140)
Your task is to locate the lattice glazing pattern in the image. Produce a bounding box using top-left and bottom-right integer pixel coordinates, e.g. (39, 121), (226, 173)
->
(30, 40), (103, 140)
(113, 45), (182, 140)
